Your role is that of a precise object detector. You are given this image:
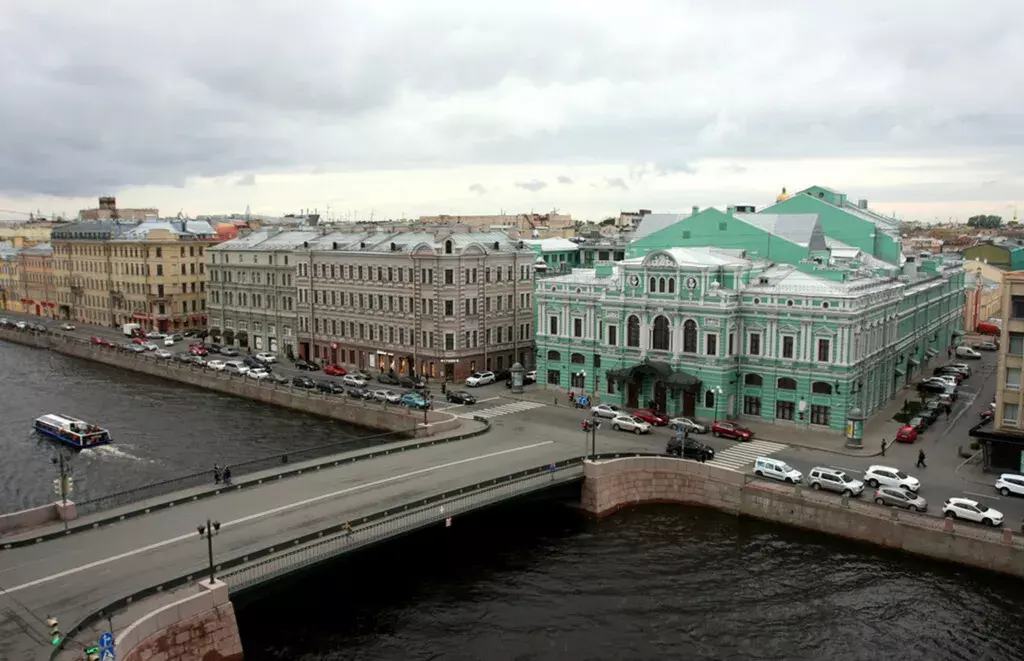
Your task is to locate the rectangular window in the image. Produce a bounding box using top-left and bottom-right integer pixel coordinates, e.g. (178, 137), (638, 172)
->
(810, 405), (831, 427)
(444, 300), (454, 316)
(728, 332), (735, 356)
(608, 325), (618, 346)
(1013, 297), (1024, 319)
(445, 333), (455, 350)
(1010, 332), (1024, 355)
(445, 269), (454, 285)
(1007, 368), (1022, 390)
(550, 316), (558, 335)
(706, 334), (718, 356)
(817, 338), (831, 362)
(775, 400), (794, 421)
(547, 369), (561, 386)
(782, 336), (794, 359)
(749, 333), (761, 356)
(1003, 403), (1020, 425)
(743, 396), (761, 416)
(573, 318), (583, 337)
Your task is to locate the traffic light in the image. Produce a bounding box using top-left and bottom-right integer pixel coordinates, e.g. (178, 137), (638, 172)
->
(85, 646), (100, 661)
(63, 476), (73, 495)
(46, 616), (60, 645)
(52, 478), (61, 496)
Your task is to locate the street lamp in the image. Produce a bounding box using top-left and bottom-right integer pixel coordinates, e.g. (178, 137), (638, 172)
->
(713, 386), (724, 422)
(197, 519), (221, 585)
(576, 369), (587, 394)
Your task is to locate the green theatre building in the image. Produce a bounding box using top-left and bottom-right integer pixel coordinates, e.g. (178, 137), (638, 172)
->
(534, 186), (966, 433)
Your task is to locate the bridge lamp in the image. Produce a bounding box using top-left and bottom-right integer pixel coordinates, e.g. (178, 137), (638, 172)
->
(46, 616), (60, 645)
(197, 519), (222, 585)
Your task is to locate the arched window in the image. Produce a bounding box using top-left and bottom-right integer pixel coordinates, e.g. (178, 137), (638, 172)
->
(571, 352), (586, 364)
(668, 278), (675, 293)
(812, 381), (833, 395)
(745, 374), (763, 387)
(704, 390), (715, 408)
(627, 315), (641, 347)
(778, 377), (797, 390)
(649, 276), (657, 292)
(444, 240), (453, 254)
(658, 277), (666, 293)
(547, 350), (561, 361)
(652, 316), (670, 351)
(683, 319), (698, 353)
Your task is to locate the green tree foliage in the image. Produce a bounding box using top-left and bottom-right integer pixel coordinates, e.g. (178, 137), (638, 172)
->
(967, 214), (1002, 229)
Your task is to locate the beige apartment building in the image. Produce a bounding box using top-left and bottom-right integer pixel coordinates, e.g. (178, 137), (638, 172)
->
(51, 220), (217, 331)
(417, 212), (573, 234)
(79, 196), (158, 222)
(207, 228), (316, 356)
(0, 243), (21, 313)
(294, 229), (536, 381)
(18, 243), (57, 317)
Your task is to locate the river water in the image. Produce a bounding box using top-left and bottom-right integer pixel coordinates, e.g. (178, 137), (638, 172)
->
(235, 502), (1024, 661)
(0, 339), (375, 512)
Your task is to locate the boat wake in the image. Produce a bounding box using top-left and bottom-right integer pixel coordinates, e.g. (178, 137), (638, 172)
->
(82, 444), (155, 464)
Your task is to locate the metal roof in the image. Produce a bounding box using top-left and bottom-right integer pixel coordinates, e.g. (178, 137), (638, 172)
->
(735, 213), (828, 250)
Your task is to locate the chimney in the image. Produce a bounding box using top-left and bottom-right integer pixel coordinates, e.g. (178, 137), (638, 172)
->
(691, 206), (699, 215)
(858, 199), (868, 209)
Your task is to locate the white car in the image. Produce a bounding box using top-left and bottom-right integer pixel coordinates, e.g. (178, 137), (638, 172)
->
(591, 403), (622, 419)
(223, 360), (250, 375)
(864, 465), (921, 492)
(247, 368), (270, 380)
(154, 349), (173, 360)
(342, 374), (367, 387)
(995, 474), (1024, 497)
(255, 352), (277, 364)
(465, 371), (496, 387)
(373, 389), (402, 404)
(525, 369), (537, 382)
(60, 323), (76, 331)
(163, 336), (176, 346)
(955, 346), (981, 359)
(754, 457), (803, 484)
(15, 321), (26, 329)
(141, 342), (158, 351)
(668, 417), (709, 434)
(610, 414), (651, 434)
(942, 497), (1004, 526)
(145, 331), (165, 339)
(930, 375), (958, 388)
(206, 360), (227, 371)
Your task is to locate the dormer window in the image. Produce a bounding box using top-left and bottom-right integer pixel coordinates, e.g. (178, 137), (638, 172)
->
(444, 240), (453, 254)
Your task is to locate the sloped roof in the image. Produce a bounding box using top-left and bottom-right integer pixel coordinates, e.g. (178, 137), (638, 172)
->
(633, 213), (686, 241)
(734, 213), (828, 251)
(524, 238), (579, 252)
(742, 264), (896, 298)
(623, 247), (752, 268)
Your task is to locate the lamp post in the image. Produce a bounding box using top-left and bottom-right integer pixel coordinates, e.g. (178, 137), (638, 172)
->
(713, 386), (724, 422)
(197, 519), (221, 585)
(577, 369), (587, 396)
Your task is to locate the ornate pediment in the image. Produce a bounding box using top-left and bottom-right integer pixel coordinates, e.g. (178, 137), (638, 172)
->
(779, 324), (800, 334)
(643, 251), (677, 268)
(813, 326), (837, 336)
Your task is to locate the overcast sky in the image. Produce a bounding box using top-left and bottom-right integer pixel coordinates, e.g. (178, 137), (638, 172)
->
(1, 0), (1021, 222)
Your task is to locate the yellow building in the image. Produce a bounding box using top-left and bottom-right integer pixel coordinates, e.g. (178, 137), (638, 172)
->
(51, 220), (218, 331)
(964, 260), (1004, 331)
(0, 222), (60, 245)
(18, 243), (57, 318)
(0, 244), (23, 313)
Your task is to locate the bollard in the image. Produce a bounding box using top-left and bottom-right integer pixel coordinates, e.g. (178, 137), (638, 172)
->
(943, 517), (953, 532)
(840, 495), (849, 508)
(1004, 528), (1013, 544)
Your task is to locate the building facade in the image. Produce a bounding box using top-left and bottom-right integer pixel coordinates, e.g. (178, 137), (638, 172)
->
(963, 260), (1003, 331)
(18, 243), (57, 318)
(51, 220), (217, 331)
(207, 229), (316, 356)
(0, 243), (21, 313)
(295, 230), (536, 381)
(534, 187), (965, 434)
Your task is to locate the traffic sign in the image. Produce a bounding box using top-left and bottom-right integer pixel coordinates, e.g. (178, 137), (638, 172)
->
(99, 632), (115, 660)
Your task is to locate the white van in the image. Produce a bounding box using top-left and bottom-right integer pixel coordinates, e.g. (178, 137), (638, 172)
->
(754, 457), (803, 484)
(223, 360), (250, 375)
(955, 346), (981, 359)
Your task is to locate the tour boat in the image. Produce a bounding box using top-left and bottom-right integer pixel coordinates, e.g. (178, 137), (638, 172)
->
(33, 414), (112, 449)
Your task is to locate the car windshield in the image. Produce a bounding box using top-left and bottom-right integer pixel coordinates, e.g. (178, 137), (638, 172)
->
(976, 503), (989, 512)
(631, 417), (645, 423)
(895, 471), (909, 479)
(781, 464), (794, 473)
(840, 474), (853, 483)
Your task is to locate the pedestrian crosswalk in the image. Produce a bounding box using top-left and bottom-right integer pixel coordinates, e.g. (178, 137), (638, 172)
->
(706, 439), (788, 471)
(454, 401), (546, 419)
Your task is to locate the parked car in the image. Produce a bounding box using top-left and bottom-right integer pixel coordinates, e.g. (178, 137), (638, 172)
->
(294, 359), (320, 371)
(918, 406), (940, 424)
(60, 323), (75, 331)
(808, 467), (864, 497)
(90, 336), (106, 345)
(349, 369), (371, 380)
(524, 370), (537, 383)
(219, 347), (239, 357)
(400, 392), (430, 409)
(633, 409), (669, 426)
(323, 364), (347, 376)
(942, 497), (1003, 526)
(917, 381), (948, 394)
(668, 417), (709, 434)
(955, 346), (982, 359)
(145, 331), (165, 339)
(399, 375), (427, 389)
(255, 352), (277, 364)
(268, 372), (289, 384)
(711, 421), (753, 441)
(154, 349), (173, 360)
(944, 363), (972, 377)
(907, 416), (928, 433)
(188, 344), (208, 356)
(247, 368), (271, 380)
(874, 487), (928, 512)
(466, 371), (496, 387)
(591, 403), (622, 419)
(610, 415), (651, 434)
(124, 343), (144, 353)
(974, 341), (999, 351)
(141, 342), (158, 351)
(316, 381), (345, 394)
(347, 387), (374, 400)
(895, 425), (918, 443)
(342, 374), (368, 387)
(292, 376), (316, 389)
(175, 353), (194, 363)
(206, 360), (227, 371)
(931, 368), (964, 383)
(754, 457), (802, 484)
(864, 465), (921, 492)
(995, 474), (1024, 497)
(666, 437), (715, 461)
(377, 372), (400, 385)
(223, 360), (250, 375)
(446, 390), (477, 405)
(373, 389), (403, 404)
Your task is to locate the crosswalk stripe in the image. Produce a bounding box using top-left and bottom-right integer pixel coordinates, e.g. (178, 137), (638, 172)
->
(707, 440), (788, 470)
(454, 401), (546, 419)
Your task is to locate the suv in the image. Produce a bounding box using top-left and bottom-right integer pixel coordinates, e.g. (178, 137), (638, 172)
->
(666, 437), (714, 462)
(466, 371), (496, 387)
(864, 465), (920, 492)
(995, 474), (1024, 497)
(711, 421), (753, 441)
(808, 467), (864, 497)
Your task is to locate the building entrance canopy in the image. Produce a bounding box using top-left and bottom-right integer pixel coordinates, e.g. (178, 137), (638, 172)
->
(606, 358), (702, 393)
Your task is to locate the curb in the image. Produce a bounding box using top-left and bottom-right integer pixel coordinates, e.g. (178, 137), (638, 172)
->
(1, 419), (491, 551)
(755, 434), (884, 458)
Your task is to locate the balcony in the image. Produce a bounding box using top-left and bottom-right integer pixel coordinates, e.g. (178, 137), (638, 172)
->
(147, 292), (171, 303)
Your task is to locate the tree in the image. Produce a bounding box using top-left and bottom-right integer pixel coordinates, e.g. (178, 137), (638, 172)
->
(967, 214), (1002, 229)
(599, 217), (617, 226)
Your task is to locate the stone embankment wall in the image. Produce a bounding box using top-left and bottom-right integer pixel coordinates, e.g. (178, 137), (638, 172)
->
(118, 580), (244, 661)
(0, 328), (458, 437)
(582, 457), (1024, 578)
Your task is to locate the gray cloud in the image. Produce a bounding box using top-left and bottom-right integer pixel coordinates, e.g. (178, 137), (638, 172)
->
(515, 179), (547, 192)
(557, 175), (573, 184)
(0, 1), (1022, 197)
(605, 177), (629, 191)
(654, 161), (698, 176)
(235, 173), (256, 186)
(468, 183), (487, 195)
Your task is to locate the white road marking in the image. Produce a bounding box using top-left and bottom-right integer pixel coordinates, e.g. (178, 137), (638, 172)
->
(832, 466), (864, 475)
(707, 440), (788, 471)
(963, 491), (1001, 501)
(436, 396), (499, 412)
(455, 401), (546, 419)
(3, 440), (554, 594)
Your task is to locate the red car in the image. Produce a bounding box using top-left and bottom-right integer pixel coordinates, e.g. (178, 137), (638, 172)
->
(131, 337), (147, 345)
(89, 336), (105, 345)
(188, 344), (208, 356)
(895, 425), (918, 443)
(323, 364), (347, 376)
(633, 409), (669, 426)
(711, 421), (753, 441)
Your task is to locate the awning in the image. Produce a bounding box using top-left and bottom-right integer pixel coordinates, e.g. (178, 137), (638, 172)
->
(894, 367), (906, 377)
(925, 348), (938, 359)
(605, 358), (702, 392)
(907, 357), (920, 367)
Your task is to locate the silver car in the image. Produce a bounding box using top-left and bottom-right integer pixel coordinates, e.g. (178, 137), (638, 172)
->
(610, 414), (651, 435)
(808, 467), (864, 497)
(873, 487), (927, 512)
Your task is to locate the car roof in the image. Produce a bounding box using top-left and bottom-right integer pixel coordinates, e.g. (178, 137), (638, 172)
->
(999, 473), (1024, 479)
(810, 466), (846, 474)
(867, 465), (898, 472)
(946, 497), (978, 506)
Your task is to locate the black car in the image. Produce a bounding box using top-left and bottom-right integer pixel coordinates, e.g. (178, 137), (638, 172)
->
(398, 375), (427, 389)
(208, 343), (222, 352)
(917, 381), (948, 394)
(292, 376), (316, 389)
(295, 359), (320, 371)
(242, 356), (266, 369)
(268, 373), (289, 384)
(316, 381), (345, 394)
(347, 387), (372, 400)
(446, 390), (477, 405)
(666, 437), (715, 462)
(919, 406), (940, 424)
(907, 416), (928, 432)
(175, 353), (194, 364)
(378, 372), (400, 385)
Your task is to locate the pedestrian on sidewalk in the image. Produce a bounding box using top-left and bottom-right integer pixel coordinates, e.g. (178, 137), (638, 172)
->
(948, 347), (953, 359)
(213, 463), (222, 484)
(441, 381), (447, 396)
(881, 438), (887, 456)
(916, 450), (927, 468)
(945, 405), (951, 421)
(223, 466), (232, 486)
(568, 390), (575, 407)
